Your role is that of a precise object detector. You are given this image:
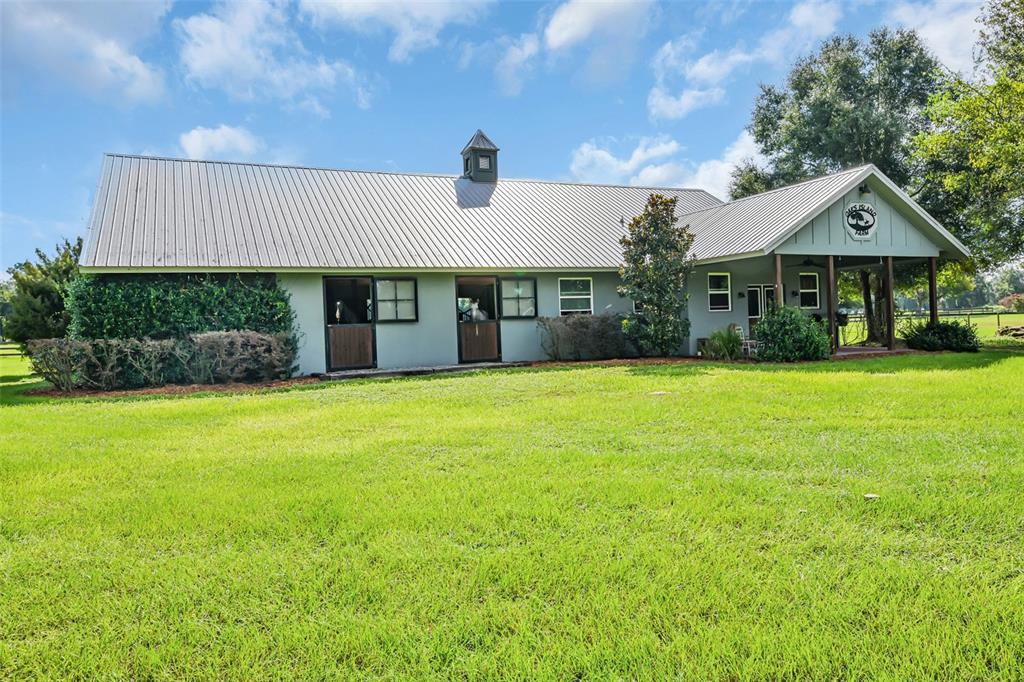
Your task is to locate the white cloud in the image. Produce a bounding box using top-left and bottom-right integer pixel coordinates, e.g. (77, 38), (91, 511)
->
(686, 0), (841, 85)
(495, 33), (540, 96)
(647, 0), (841, 119)
(543, 0), (654, 83)
(544, 0), (652, 51)
(647, 86), (725, 120)
(651, 33), (702, 82)
(179, 125), (264, 161)
(176, 0), (370, 112)
(670, 131), (767, 199)
(570, 136), (682, 185)
(0, 0), (168, 103)
(569, 131), (766, 199)
(300, 0), (491, 62)
(886, 0), (982, 73)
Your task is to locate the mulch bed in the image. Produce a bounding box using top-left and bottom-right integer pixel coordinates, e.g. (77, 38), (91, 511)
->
(24, 376), (320, 399)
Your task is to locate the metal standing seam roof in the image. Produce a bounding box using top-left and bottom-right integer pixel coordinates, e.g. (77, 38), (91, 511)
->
(679, 166), (870, 261)
(80, 154), (724, 271)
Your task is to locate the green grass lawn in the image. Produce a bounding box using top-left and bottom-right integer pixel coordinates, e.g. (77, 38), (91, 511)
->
(2, 344), (1023, 679)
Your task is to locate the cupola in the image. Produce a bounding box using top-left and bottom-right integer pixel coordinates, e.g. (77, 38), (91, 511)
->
(461, 129), (499, 182)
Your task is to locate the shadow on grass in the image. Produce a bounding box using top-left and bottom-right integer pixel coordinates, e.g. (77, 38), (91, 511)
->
(4, 349), (1019, 407)
(623, 349), (1016, 379)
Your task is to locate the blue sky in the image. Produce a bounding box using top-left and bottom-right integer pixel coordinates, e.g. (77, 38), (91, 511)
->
(0, 0), (982, 272)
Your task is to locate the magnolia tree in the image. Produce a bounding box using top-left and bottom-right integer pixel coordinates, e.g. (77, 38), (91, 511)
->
(618, 194), (695, 356)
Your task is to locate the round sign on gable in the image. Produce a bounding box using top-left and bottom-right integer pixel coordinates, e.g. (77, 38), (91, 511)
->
(844, 202), (877, 241)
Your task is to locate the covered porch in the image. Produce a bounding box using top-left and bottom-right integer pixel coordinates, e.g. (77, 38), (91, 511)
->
(768, 252), (942, 353)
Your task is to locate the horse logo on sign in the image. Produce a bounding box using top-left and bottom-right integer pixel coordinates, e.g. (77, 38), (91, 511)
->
(845, 203), (877, 241)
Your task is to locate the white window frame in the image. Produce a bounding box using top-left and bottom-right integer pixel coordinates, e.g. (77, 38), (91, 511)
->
(798, 272), (820, 309)
(708, 272), (732, 312)
(558, 277), (593, 315)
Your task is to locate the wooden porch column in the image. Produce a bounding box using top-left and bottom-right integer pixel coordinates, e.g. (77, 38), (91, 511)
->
(885, 256), (896, 350)
(774, 253), (783, 308)
(928, 256), (939, 324)
(826, 255), (838, 351)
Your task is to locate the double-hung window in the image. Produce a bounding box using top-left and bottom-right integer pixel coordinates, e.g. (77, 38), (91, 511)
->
(799, 273), (820, 309)
(558, 278), (593, 315)
(708, 273), (731, 312)
(375, 278), (417, 322)
(500, 278), (537, 318)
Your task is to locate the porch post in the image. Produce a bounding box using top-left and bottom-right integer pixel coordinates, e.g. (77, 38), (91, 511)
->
(826, 255), (838, 351)
(885, 256), (896, 350)
(928, 256), (939, 324)
(774, 253), (783, 308)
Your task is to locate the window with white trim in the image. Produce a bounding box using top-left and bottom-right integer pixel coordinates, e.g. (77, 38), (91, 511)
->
(479, 155), (491, 170)
(558, 278), (593, 315)
(799, 273), (820, 309)
(708, 273), (731, 311)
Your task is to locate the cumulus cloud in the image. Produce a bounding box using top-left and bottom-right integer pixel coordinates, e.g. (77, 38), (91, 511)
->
(569, 131), (766, 199)
(176, 0), (371, 112)
(0, 0), (168, 103)
(648, 0), (842, 119)
(300, 0), (491, 62)
(647, 86), (725, 120)
(546, 0), (654, 83)
(179, 125), (264, 160)
(570, 136), (682, 185)
(886, 0), (982, 73)
(495, 34), (541, 96)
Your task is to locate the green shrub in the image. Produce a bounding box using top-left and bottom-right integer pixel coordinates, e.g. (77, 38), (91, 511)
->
(67, 274), (294, 340)
(25, 331), (297, 392)
(754, 306), (831, 362)
(705, 326), (743, 361)
(902, 320), (980, 352)
(537, 313), (636, 361)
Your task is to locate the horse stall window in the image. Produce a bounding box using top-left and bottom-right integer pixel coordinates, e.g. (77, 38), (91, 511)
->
(456, 277), (498, 322)
(325, 278), (372, 324)
(324, 277), (374, 370)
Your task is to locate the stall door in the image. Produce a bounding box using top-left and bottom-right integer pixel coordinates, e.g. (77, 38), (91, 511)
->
(456, 276), (500, 363)
(324, 277), (375, 370)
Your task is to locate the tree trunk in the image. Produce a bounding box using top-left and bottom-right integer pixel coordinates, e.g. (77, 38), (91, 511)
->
(859, 270), (881, 343)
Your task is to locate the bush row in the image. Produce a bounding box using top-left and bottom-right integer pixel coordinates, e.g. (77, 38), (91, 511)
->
(537, 313), (637, 361)
(902, 320), (980, 352)
(67, 274), (294, 340)
(26, 331), (297, 392)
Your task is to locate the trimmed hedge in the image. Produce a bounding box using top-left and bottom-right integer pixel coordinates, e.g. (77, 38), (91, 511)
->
(26, 331), (297, 392)
(537, 313), (637, 361)
(67, 274), (294, 340)
(902, 320), (980, 352)
(754, 305), (831, 362)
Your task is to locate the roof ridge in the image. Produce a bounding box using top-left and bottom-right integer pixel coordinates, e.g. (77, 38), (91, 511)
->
(101, 152), (717, 195)
(680, 164), (873, 216)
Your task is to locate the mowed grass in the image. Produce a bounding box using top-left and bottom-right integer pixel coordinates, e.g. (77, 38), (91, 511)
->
(1, 345), (1023, 679)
